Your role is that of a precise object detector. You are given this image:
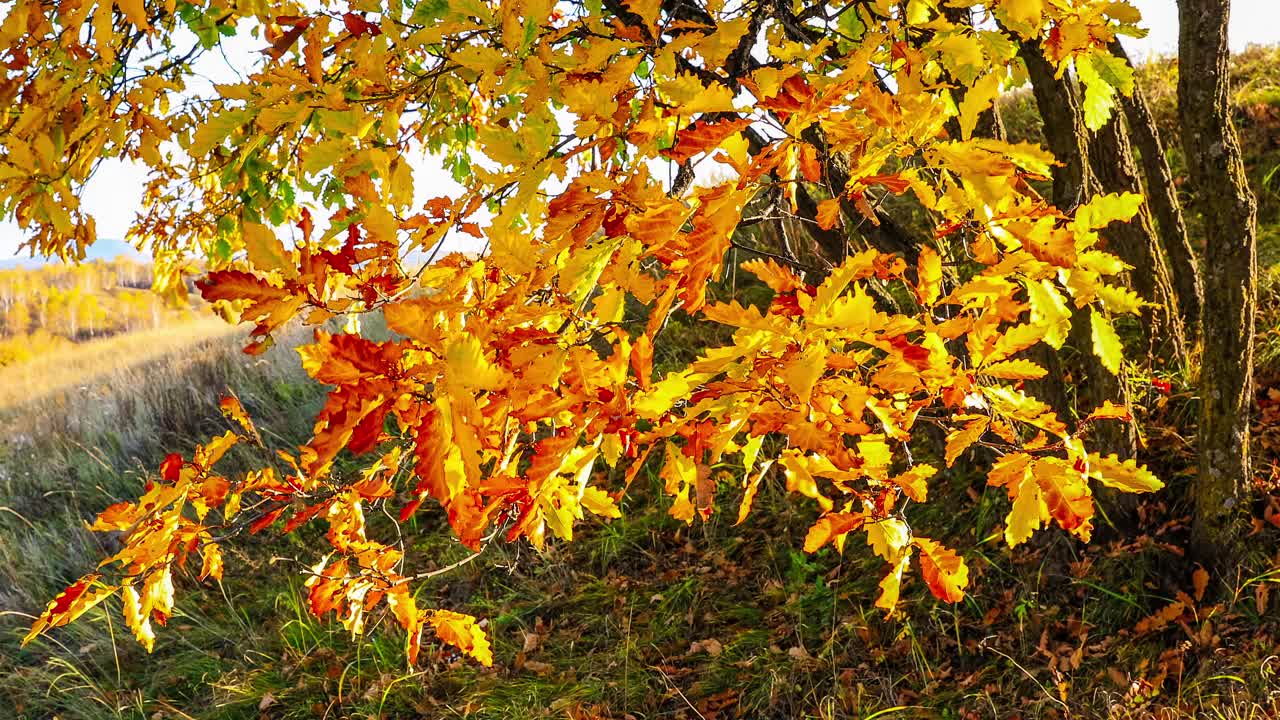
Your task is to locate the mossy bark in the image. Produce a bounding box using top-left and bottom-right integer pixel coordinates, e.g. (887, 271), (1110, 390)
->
(1178, 0), (1258, 567)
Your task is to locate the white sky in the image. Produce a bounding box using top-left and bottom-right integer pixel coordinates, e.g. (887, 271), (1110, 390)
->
(2, 1), (1277, 261)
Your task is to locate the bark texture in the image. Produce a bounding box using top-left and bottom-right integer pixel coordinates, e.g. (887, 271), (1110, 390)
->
(1088, 116), (1188, 365)
(1020, 42), (1137, 460)
(1178, 0), (1257, 565)
(1111, 41), (1204, 338)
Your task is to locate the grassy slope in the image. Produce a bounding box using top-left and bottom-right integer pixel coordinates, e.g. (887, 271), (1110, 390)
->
(4, 51), (1280, 720)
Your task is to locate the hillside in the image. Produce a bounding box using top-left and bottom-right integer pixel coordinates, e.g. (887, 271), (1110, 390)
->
(0, 258), (211, 367)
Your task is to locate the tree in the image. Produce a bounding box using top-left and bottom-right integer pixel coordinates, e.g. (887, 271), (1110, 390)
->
(1177, 0), (1258, 565)
(9, 0), (1167, 665)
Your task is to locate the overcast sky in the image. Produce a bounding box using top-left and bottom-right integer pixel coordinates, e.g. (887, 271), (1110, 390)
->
(2, 1), (1276, 261)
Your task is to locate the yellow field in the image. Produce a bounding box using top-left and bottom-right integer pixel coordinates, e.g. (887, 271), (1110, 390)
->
(0, 316), (245, 412)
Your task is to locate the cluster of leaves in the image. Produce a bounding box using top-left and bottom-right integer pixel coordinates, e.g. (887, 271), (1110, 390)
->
(8, 0), (1162, 665)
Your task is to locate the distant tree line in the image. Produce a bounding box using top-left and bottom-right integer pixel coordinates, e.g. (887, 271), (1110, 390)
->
(0, 259), (203, 365)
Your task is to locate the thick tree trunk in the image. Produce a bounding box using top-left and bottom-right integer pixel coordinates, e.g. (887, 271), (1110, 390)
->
(1178, 0), (1258, 566)
(1088, 116), (1189, 366)
(1112, 41), (1204, 339)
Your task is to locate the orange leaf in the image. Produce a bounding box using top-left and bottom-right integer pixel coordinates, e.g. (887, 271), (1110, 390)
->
(429, 609), (493, 666)
(816, 198), (842, 230)
(803, 512), (865, 553)
(914, 537), (968, 603)
(741, 258), (806, 293)
(664, 118), (752, 164)
(798, 143), (822, 183)
(220, 395), (261, 443)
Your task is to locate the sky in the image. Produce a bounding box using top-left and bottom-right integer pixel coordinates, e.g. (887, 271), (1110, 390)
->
(2, 1), (1277, 262)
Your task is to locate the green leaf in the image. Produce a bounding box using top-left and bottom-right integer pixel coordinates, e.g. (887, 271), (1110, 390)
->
(1075, 52), (1133, 131)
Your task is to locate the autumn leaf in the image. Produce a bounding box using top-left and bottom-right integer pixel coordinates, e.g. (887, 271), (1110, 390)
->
(665, 118), (752, 163)
(1090, 310), (1124, 375)
(945, 417), (989, 467)
(1087, 453), (1163, 493)
(742, 258), (806, 293)
(914, 537), (968, 602)
(1084, 400), (1131, 422)
(915, 246), (943, 307)
(23, 575), (115, 646)
(804, 512), (865, 553)
(430, 610), (493, 666)
(982, 359), (1048, 380)
(816, 198), (842, 230)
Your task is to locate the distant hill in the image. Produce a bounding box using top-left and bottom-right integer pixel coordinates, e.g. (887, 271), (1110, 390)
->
(0, 238), (145, 269)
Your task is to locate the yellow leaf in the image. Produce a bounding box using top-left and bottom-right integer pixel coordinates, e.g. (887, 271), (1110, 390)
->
(623, 0), (661, 32)
(692, 17), (750, 67)
(1003, 463), (1042, 547)
(890, 464), (935, 502)
(986, 323), (1047, 365)
(243, 222), (292, 276)
(958, 72), (1002, 141)
(1024, 279), (1072, 349)
(1090, 309), (1123, 375)
(116, 0), (152, 32)
(1087, 453), (1163, 493)
(1074, 192), (1143, 233)
(945, 417), (988, 467)
(865, 517), (911, 562)
(429, 610), (493, 666)
(662, 443), (698, 523)
(445, 335), (504, 390)
(119, 583), (156, 652)
(1084, 400), (1131, 422)
(780, 343), (827, 403)
(857, 434), (894, 475)
(1096, 284), (1145, 315)
(915, 246), (943, 307)
(780, 452), (833, 512)
(658, 75), (738, 115)
(580, 486), (622, 518)
(981, 358), (1047, 380)
(934, 33), (985, 83)
(876, 550), (912, 614)
(1000, 0), (1044, 31)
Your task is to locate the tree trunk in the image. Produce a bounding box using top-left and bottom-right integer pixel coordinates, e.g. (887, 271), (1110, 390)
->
(1088, 115), (1189, 366)
(1178, 0), (1258, 566)
(1020, 42), (1137, 462)
(1111, 41), (1204, 339)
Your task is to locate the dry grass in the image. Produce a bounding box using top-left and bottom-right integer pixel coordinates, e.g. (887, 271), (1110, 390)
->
(0, 315), (240, 411)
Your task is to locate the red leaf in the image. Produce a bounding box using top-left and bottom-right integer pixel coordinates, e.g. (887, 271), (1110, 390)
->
(160, 453), (183, 482)
(249, 507), (286, 534)
(343, 12), (381, 37)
